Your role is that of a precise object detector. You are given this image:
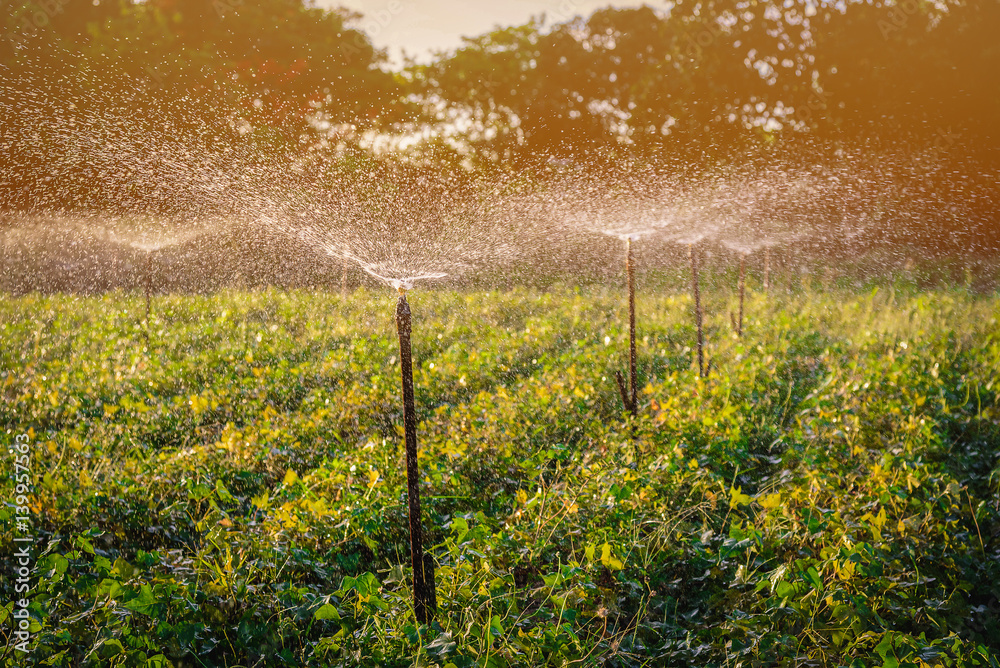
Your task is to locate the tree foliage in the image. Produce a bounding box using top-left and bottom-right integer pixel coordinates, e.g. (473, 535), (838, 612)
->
(0, 0), (996, 238)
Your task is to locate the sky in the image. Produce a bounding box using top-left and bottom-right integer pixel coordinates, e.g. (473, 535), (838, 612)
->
(315, 0), (654, 62)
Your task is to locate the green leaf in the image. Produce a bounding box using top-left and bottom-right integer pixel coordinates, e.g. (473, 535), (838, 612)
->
(875, 633), (894, 659)
(314, 604), (341, 620)
(76, 535), (96, 555)
(99, 639), (125, 658)
(542, 571), (565, 588)
(215, 480), (236, 503)
(98, 578), (123, 599)
(112, 557), (136, 579)
(802, 566), (823, 591)
(124, 584), (158, 616)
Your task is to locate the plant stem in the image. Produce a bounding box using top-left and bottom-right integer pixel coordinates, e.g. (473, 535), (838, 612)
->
(395, 292), (436, 623)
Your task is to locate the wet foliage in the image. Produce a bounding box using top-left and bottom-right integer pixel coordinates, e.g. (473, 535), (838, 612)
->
(1, 283), (999, 666)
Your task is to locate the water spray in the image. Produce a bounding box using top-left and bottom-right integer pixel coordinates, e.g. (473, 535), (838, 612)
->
(689, 244), (705, 378)
(395, 287), (437, 623)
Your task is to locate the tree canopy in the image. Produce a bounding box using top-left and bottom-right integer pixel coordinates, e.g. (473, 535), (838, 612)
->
(1, 0), (996, 242)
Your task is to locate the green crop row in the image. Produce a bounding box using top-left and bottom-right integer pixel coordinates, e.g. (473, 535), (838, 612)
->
(1, 286), (998, 667)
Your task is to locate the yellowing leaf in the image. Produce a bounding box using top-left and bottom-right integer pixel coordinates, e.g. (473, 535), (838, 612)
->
(189, 394), (209, 415)
(758, 493), (782, 511)
(600, 542), (624, 570)
(688, 458), (699, 471)
(860, 508), (887, 541)
(584, 544), (595, 561)
(366, 470), (380, 489)
(729, 486), (751, 509)
(282, 469), (299, 486)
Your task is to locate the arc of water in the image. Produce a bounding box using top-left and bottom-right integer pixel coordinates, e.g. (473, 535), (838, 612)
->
(344, 253), (448, 293)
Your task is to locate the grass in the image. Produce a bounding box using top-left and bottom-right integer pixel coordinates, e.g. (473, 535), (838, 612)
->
(1, 283), (999, 667)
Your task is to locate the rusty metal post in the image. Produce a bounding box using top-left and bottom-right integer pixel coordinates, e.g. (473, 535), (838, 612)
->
(737, 254), (746, 337)
(395, 292), (436, 623)
(145, 253), (152, 323)
(689, 244), (704, 378)
(627, 238), (637, 415)
(763, 247), (771, 293)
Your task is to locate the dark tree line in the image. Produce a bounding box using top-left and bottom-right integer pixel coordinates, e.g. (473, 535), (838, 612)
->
(0, 0), (997, 246)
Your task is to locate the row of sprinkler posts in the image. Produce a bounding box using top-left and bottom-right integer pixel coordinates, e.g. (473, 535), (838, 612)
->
(132, 232), (774, 624)
(135, 235), (770, 621)
(616, 240), (774, 417)
(141, 235), (776, 624)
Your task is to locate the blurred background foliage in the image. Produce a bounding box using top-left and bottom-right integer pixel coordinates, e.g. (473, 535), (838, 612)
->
(0, 0), (997, 241)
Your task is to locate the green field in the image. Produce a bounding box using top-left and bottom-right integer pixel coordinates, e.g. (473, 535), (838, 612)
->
(2, 285), (999, 667)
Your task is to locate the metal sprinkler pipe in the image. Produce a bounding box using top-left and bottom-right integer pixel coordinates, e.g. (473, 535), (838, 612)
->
(689, 244), (705, 378)
(763, 247), (771, 293)
(395, 290), (437, 623)
(145, 252), (152, 324)
(614, 238), (638, 416)
(737, 254), (746, 338)
(627, 238), (638, 414)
